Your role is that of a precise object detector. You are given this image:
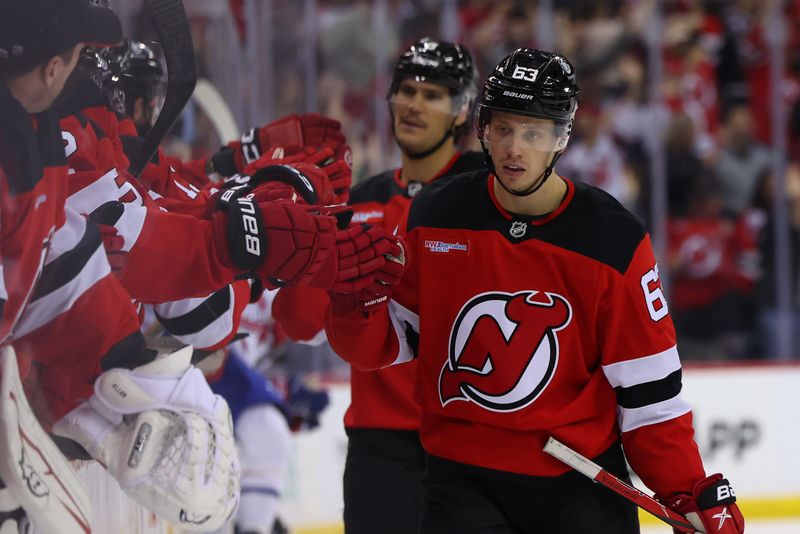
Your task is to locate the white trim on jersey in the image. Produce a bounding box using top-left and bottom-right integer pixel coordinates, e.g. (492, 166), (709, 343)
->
(616, 395), (693, 433)
(15, 214), (110, 338)
(601, 345), (681, 388)
(0, 265), (7, 301)
(66, 168), (147, 252)
(66, 169), (121, 215)
(153, 287), (236, 351)
(388, 299), (420, 366)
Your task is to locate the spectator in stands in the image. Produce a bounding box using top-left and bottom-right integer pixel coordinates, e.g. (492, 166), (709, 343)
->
(715, 103), (772, 216)
(667, 179), (758, 360)
(752, 164), (800, 359)
(557, 102), (637, 209)
(666, 112), (709, 217)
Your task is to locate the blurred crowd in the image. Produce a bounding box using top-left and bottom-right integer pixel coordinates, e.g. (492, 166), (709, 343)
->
(118, 0), (800, 362)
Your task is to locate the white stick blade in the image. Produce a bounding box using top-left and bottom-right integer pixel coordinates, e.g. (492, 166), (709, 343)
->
(543, 436), (603, 479)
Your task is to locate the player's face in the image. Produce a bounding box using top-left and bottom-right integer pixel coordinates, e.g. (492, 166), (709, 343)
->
(485, 111), (559, 191)
(391, 79), (457, 153)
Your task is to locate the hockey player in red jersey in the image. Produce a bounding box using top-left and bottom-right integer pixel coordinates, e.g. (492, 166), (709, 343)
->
(271, 37), (483, 534)
(0, 2), (239, 532)
(325, 48), (745, 534)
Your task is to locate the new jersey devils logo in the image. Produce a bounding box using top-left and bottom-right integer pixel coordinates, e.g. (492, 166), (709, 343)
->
(439, 290), (572, 412)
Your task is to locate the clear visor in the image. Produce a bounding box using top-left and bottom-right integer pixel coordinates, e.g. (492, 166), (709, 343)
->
(388, 79), (469, 120)
(479, 106), (571, 153)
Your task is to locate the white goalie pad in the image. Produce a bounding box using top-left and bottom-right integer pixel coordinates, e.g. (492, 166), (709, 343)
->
(0, 347), (92, 534)
(53, 345), (240, 532)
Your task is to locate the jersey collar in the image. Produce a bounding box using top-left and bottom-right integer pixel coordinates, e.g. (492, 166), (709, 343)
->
(487, 173), (575, 226)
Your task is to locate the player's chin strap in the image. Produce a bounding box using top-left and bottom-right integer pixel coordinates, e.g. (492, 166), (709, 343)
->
(484, 144), (564, 197)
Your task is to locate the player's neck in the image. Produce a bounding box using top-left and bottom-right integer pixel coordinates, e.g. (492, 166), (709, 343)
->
(4, 75), (42, 114)
(493, 173), (568, 217)
(399, 143), (458, 185)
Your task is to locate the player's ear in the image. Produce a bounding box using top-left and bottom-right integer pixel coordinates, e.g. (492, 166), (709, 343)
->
(453, 97), (469, 129)
(40, 56), (61, 88)
(133, 97), (146, 123)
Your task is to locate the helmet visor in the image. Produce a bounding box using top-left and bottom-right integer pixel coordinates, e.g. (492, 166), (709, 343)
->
(478, 104), (571, 153)
(389, 79), (471, 120)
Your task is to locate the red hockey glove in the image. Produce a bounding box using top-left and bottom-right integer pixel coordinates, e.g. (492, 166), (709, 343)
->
(661, 474), (745, 534)
(242, 146), (344, 205)
(214, 158), (335, 211)
(211, 190), (337, 285)
(98, 224), (126, 273)
(318, 224), (406, 305)
(227, 113), (347, 172)
(271, 145), (352, 204)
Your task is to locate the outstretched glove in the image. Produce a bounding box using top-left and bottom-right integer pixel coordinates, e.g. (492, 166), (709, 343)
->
(210, 178), (337, 285)
(211, 113), (347, 175)
(327, 231), (408, 313)
(245, 145), (351, 205)
(310, 224), (406, 297)
(240, 146), (345, 205)
(661, 474), (745, 534)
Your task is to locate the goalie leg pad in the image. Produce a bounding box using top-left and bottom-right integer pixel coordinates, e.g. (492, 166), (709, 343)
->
(0, 348), (92, 534)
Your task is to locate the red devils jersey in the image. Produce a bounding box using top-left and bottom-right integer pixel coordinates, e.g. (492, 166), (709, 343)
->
(1, 84), (144, 426)
(668, 215), (760, 311)
(326, 170), (706, 498)
(344, 151), (484, 430)
(54, 74), (247, 352)
(273, 151), (484, 430)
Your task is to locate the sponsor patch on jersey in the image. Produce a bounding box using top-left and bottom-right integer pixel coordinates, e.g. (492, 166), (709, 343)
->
(351, 210), (384, 223)
(424, 239), (470, 256)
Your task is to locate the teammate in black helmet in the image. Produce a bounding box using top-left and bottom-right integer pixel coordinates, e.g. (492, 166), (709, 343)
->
(79, 39), (164, 136)
(388, 37), (478, 161)
(271, 37), (484, 534)
(326, 48), (745, 534)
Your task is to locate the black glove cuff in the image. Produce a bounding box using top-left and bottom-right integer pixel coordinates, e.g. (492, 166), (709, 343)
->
(240, 127), (263, 166)
(217, 187), (267, 271)
(697, 477), (737, 510)
(210, 147), (239, 177)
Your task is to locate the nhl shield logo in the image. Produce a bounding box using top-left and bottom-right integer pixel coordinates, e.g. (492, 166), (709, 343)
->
(509, 220), (527, 238)
(407, 182), (423, 197)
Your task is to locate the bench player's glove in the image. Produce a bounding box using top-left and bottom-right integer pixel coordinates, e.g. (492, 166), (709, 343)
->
(52, 346), (240, 532)
(210, 162), (341, 285)
(209, 113), (346, 176)
(240, 146), (348, 206)
(660, 474), (745, 534)
(253, 145), (351, 204)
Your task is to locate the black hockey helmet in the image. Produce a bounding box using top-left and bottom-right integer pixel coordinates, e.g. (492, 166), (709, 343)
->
(475, 49), (580, 196)
(389, 37), (477, 99)
(79, 39), (164, 121)
(387, 37), (478, 158)
(475, 48), (579, 147)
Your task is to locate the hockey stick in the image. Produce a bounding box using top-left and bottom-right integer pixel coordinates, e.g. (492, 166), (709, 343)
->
(543, 437), (695, 533)
(129, 0), (198, 178)
(193, 78), (240, 143)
